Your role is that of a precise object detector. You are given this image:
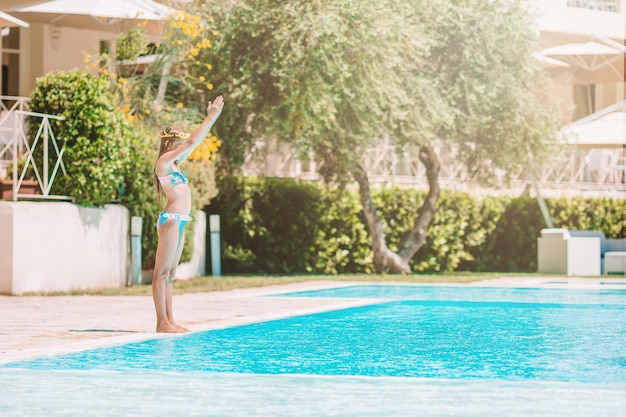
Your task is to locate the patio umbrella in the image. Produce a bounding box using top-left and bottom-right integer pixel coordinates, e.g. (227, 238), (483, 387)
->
(537, 40), (624, 85)
(7, 0), (174, 35)
(560, 101), (625, 148)
(531, 52), (570, 69)
(0, 11), (29, 28)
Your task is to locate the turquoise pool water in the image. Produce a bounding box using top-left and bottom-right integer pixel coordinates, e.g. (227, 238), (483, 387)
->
(1, 285), (626, 416)
(279, 284), (626, 305)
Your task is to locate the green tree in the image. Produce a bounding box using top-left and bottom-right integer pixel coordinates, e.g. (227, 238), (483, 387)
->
(370, 0), (560, 273)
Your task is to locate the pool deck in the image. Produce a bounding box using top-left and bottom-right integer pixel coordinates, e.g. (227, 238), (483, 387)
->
(1, 276), (625, 365)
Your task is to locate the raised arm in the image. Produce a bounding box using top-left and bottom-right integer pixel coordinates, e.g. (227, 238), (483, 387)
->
(159, 95), (224, 167)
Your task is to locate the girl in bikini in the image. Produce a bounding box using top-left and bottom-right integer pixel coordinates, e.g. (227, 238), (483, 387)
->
(152, 95), (224, 333)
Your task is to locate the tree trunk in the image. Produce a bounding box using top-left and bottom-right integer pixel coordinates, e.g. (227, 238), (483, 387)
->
(155, 61), (172, 106)
(351, 143), (441, 274)
(397, 144), (441, 261)
(352, 163), (410, 274)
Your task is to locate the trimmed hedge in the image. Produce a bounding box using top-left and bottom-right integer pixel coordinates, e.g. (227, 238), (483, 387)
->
(206, 176), (625, 274)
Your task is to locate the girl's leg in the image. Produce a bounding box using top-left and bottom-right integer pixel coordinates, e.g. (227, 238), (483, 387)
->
(152, 220), (185, 333)
(166, 226), (189, 331)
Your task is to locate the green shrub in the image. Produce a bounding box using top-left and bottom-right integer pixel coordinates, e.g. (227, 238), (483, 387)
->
(461, 195), (510, 271)
(372, 188), (507, 273)
(207, 176), (325, 274)
(481, 197), (544, 272)
(207, 175), (624, 274)
(116, 28), (149, 62)
(251, 177), (325, 273)
(205, 175), (251, 273)
(313, 187), (373, 274)
(28, 69), (131, 206)
(409, 190), (488, 272)
(548, 196), (625, 239)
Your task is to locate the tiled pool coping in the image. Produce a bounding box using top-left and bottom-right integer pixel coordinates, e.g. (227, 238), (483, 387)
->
(1, 276), (625, 365)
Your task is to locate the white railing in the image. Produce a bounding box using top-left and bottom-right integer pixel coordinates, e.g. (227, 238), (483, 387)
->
(0, 94), (71, 201)
(567, 0), (620, 12)
(0, 96), (30, 166)
(242, 139), (626, 197)
(0, 95), (29, 115)
(10, 110), (69, 201)
(364, 143), (625, 192)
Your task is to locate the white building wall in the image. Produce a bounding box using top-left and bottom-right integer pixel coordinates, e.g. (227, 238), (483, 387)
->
(532, 0), (626, 42)
(21, 22), (104, 93)
(0, 202), (129, 294)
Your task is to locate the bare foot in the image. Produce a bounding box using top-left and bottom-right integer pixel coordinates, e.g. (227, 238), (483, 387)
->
(172, 322), (191, 333)
(156, 321), (187, 333)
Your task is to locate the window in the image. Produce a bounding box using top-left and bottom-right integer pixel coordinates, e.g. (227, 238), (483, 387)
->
(1, 27), (21, 96)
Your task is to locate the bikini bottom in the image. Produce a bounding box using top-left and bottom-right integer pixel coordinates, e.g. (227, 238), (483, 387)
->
(156, 211), (193, 232)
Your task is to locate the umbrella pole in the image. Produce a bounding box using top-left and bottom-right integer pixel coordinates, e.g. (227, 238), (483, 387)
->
(155, 61), (171, 105)
(528, 171), (554, 228)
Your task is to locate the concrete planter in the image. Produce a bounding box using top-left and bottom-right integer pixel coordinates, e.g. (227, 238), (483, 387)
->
(0, 202), (129, 294)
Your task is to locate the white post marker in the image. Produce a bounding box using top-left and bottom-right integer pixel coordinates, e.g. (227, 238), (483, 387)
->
(209, 214), (222, 276)
(131, 216), (143, 285)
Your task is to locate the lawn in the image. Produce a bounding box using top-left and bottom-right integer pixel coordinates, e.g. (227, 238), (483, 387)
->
(19, 272), (551, 296)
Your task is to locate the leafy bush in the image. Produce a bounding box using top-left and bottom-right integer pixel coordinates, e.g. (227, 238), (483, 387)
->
(207, 176), (325, 274)
(313, 187), (373, 274)
(28, 69), (131, 206)
(208, 176), (624, 275)
(549, 196), (625, 238)
(116, 28), (149, 62)
(205, 175), (250, 273)
(461, 195), (511, 271)
(373, 188), (508, 273)
(480, 197), (544, 272)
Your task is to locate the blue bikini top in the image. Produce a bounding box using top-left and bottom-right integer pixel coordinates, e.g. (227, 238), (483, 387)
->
(157, 163), (188, 185)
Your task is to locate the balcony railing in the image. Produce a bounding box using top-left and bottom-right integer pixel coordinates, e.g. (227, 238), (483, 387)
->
(567, 0), (619, 12)
(0, 96), (29, 166)
(0, 95), (70, 201)
(242, 138), (626, 198)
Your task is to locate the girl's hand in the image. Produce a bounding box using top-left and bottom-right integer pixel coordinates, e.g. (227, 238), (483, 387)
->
(207, 95), (224, 122)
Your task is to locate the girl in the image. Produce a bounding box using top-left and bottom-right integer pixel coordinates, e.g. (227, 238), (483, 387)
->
(152, 95), (224, 333)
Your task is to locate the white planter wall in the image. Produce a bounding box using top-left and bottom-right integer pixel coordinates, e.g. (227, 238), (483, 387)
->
(0, 202), (129, 294)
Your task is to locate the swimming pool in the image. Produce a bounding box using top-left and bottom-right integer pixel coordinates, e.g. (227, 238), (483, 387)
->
(1, 284), (625, 416)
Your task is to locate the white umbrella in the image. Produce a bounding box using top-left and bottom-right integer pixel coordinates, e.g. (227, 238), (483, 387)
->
(537, 40), (624, 85)
(560, 101), (625, 148)
(531, 52), (570, 69)
(0, 11), (30, 28)
(559, 101), (625, 185)
(8, 0), (174, 34)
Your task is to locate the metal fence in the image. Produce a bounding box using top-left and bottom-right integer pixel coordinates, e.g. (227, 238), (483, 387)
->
(0, 95), (69, 201)
(242, 138), (626, 198)
(567, 0), (620, 12)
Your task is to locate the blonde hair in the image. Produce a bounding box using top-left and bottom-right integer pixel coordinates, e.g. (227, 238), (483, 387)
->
(153, 126), (187, 204)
